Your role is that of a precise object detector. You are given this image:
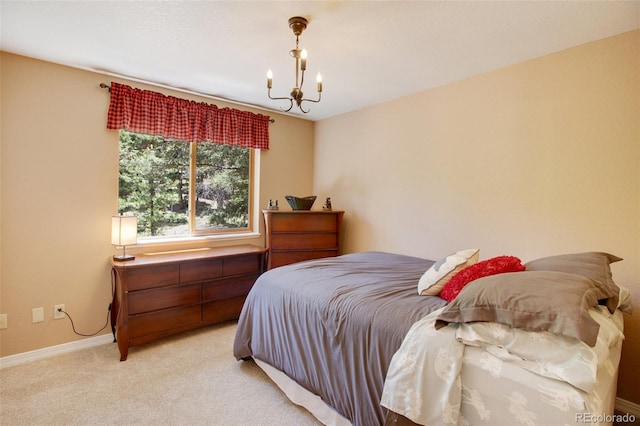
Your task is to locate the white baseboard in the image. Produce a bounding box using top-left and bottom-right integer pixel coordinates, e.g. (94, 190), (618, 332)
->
(616, 397), (640, 417)
(0, 333), (114, 369)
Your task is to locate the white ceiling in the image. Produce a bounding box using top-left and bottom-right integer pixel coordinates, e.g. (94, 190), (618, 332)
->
(1, 1), (639, 121)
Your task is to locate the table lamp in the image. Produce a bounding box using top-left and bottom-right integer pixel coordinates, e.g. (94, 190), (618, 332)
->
(112, 215), (137, 261)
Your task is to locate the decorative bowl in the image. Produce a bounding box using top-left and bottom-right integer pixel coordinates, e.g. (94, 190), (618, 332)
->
(285, 195), (317, 210)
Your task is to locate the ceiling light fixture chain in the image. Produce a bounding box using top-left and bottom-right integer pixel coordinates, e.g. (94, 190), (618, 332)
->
(267, 16), (322, 114)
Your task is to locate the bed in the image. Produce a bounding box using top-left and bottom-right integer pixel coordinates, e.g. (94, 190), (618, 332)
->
(233, 250), (628, 426)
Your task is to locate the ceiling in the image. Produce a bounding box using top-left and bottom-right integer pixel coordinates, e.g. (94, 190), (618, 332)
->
(1, 1), (639, 121)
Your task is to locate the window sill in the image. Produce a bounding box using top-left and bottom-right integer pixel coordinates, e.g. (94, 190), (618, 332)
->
(124, 231), (262, 254)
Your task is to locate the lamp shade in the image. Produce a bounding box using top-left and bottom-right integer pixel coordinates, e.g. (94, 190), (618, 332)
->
(111, 215), (137, 246)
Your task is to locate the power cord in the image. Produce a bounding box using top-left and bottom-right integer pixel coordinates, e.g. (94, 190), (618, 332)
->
(58, 304), (111, 337)
(57, 269), (117, 338)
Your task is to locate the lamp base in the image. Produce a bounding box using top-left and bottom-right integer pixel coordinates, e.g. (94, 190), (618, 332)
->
(113, 254), (135, 261)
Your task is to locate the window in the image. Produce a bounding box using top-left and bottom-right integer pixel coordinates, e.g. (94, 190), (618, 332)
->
(118, 131), (254, 239)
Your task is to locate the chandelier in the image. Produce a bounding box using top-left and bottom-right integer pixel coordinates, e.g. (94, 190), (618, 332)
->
(267, 16), (322, 113)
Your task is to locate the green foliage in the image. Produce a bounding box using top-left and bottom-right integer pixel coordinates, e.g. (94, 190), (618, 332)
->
(195, 142), (250, 229)
(118, 131), (250, 237)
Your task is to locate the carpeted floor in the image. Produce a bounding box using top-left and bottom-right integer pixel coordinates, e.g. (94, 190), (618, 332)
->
(0, 320), (321, 425)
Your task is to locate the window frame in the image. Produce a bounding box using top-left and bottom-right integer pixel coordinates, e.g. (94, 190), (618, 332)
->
(118, 131), (260, 244)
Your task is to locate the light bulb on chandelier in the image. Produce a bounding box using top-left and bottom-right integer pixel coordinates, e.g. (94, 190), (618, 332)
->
(266, 16), (322, 113)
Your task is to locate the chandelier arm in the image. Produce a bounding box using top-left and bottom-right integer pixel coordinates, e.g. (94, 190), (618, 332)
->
(269, 95), (295, 102)
(301, 92), (322, 104)
(298, 103), (310, 114)
(267, 89), (295, 111)
(282, 99), (294, 112)
(268, 89), (294, 102)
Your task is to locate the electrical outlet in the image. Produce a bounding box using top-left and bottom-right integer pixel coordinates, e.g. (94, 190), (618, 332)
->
(32, 307), (44, 323)
(0, 313), (7, 329)
(54, 304), (65, 320)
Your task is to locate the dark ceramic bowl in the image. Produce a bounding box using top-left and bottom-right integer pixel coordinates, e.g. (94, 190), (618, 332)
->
(285, 195), (317, 210)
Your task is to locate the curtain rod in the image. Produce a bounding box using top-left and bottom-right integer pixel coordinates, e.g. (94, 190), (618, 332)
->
(99, 83), (275, 123)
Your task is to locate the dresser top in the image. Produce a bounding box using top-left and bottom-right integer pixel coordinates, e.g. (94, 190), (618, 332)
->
(112, 244), (266, 268)
(262, 210), (344, 214)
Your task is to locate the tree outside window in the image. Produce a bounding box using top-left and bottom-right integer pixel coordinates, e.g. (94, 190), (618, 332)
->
(118, 131), (252, 238)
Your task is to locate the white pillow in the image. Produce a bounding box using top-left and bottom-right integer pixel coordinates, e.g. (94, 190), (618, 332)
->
(618, 284), (634, 314)
(418, 249), (479, 296)
(455, 306), (624, 393)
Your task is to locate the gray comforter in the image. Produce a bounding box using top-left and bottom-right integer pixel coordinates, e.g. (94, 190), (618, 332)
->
(233, 251), (447, 426)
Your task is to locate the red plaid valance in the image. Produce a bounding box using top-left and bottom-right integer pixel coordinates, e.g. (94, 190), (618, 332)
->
(106, 82), (269, 149)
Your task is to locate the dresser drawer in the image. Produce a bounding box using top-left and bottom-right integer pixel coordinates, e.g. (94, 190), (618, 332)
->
(128, 305), (201, 338)
(203, 275), (257, 302)
(271, 233), (337, 250)
(271, 214), (337, 232)
(270, 250), (338, 268)
(180, 258), (223, 283)
(202, 297), (247, 324)
(223, 254), (262, 276)
(125, 264), (180, 291)
(128, 283), (202, 315)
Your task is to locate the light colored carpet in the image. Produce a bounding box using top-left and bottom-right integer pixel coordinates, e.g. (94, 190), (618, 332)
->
(0, 321), (322, 425)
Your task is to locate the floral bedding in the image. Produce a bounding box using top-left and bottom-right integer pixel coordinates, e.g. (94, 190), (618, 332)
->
(381, 305), (624, 426)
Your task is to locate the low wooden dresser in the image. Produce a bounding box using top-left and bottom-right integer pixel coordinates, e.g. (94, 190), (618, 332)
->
(111, 244), (266, 361)
(263, 210), (344, 269)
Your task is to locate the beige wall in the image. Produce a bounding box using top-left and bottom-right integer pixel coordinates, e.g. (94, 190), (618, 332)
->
(0, 52), (314, 357)
(315, 30), (640, 403)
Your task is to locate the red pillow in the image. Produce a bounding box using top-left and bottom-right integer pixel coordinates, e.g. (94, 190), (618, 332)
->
(440, 256), (525, 302)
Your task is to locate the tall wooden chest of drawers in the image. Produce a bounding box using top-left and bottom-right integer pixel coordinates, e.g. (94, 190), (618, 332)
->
(111, 245), (266, 360)
(263, 210), (344, 269)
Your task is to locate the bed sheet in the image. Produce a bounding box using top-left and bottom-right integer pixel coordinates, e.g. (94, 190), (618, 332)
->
(234, 251), (447, 426)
